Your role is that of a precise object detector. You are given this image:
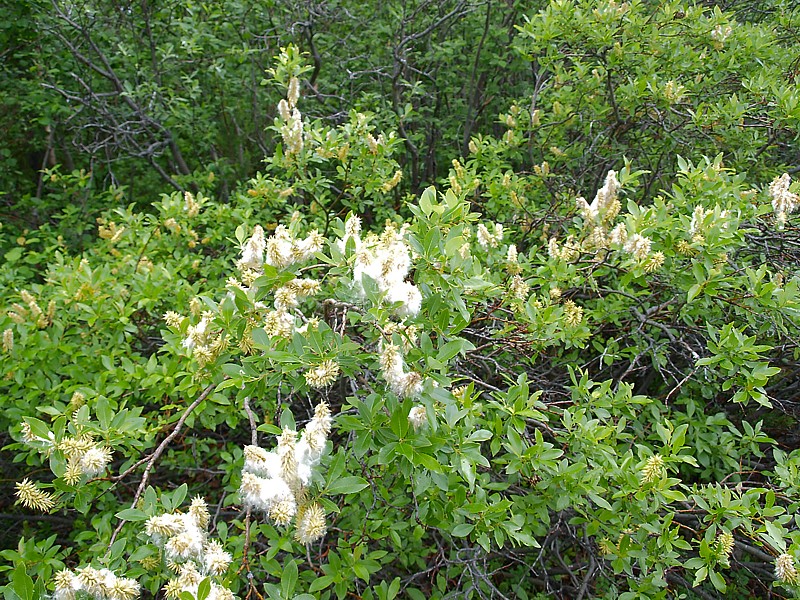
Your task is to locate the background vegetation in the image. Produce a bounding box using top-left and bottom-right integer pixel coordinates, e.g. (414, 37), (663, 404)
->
(2, 0), (800, 598)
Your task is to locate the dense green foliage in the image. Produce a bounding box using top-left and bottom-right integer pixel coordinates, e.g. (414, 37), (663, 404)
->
(3, 1), (800, 599)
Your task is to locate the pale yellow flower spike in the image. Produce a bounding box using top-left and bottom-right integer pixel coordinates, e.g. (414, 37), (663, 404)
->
(2, 328), (12, 352)
(776, 553), (799, 585)
(641, 454), (665, 485)
(15, 478), (56, 512)
(304, 359), (340, 388)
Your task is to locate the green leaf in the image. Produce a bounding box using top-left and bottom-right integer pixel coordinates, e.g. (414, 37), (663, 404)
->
(327, 476), (369, 495)
(509, 530), (540, 548)
(257, 423), (282, 435)
(588, 492), (612, 511)
(709, 570), (726, 592)
(308, 576), (334, 593)
(197, 579), (211, 600)
(96, 396), (113, 430)
(451, 524), (474, 537)
(108, 538), (127, 561)
(764, 520), (786, 551)
(12, 564), (33, 600)
(388, 577), (401, 598)
(5, 247), (22, 263)
(22, 417), (50, 443)
(692, 565), (708, 587)
(687, 283), (703, 303)
(467, 429), (492, 442)
(406, 589), (426, 600)
(4, 586), (23, 600)
(280, 408), (296, 430)
(251, 327), (271, 349)
(418, 186), (438, 218)
(281, 560), (297, 599)
(436, 338), (474, 363)
(459, 456), (476, 491)
(413, 452), (442, 472)
(128, 545), (155, 561)
(172, 483), (188, 509)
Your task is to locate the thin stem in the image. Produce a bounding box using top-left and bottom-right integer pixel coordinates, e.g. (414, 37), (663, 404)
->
(106, 382), (218, 552)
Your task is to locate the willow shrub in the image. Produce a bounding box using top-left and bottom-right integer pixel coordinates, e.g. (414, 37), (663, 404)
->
(494, 0), (800, 219)
(3, 13), (800, 600)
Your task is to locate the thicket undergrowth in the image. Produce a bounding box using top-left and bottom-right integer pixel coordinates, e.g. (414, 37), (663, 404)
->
(3, 1), (800, 599)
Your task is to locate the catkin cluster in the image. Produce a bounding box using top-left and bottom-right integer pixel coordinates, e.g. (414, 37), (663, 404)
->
(58, 434), (113, 485)
(237, 223), (324, 340)
(769, 173), (799, 229)
(547, 170), (661, 271)
(15, 421), (113, 510)
(8, 290), (54, 328)
(476, 223), (504, 249)
(775, 552), (799, 585)
(176, 222), (325, 358)
(15, 478), (56, 512)
(379, 341), (424, 399)
(240, 221), (323, 272)
(239, 402), (332, 545)
(278, 76), (304, 155)
(144, 497), (234, 600)
(52, 567), (139, 600)
(341, 216), (422, 318)
(2, 328), (13, 352)
(180, 310), (229, 367)
(407, 405), (427, 430)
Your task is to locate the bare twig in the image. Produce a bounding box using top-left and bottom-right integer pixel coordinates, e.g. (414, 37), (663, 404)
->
(106, 382), (218, 551)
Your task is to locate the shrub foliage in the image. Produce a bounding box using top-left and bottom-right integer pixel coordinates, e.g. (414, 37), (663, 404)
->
(2, 2), (800, 599)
